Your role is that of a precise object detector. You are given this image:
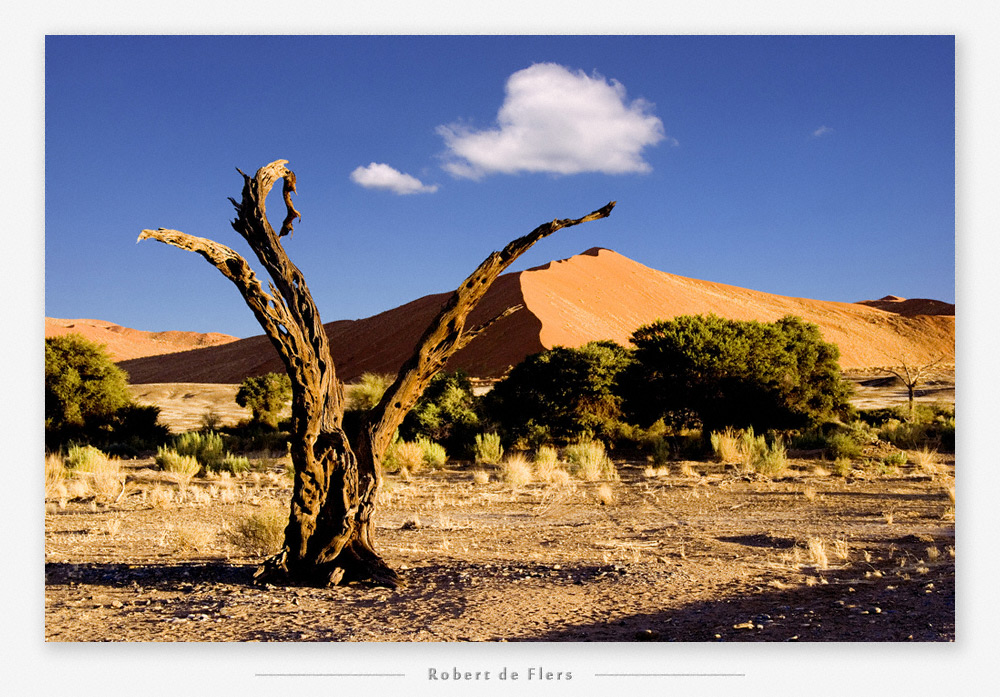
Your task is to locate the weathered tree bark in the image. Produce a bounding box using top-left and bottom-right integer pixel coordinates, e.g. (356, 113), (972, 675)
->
(139, 160), (614, 587)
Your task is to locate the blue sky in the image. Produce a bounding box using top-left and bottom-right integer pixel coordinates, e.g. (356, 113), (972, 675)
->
(45, 35), (955, 339)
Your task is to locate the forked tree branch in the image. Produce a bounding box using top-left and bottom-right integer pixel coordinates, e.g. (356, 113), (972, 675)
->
(136, 228), (291, 343)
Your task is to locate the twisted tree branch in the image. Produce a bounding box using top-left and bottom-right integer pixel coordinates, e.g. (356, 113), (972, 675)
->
(368, 200), (616, 453)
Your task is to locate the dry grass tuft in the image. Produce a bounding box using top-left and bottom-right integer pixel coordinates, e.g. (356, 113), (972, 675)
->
(911, 447), (940, 474)
(67, 447), (125, 504)
(806, 537), (829, 569)
(45, 454), (67, 501)
(499, 453), (534, 489)
(595, 483), (616, 506)
(674, 461), (699, 477)
(471, 470), (490, 486)
(384, 440), (425, 474)
(710, 427), (742, 463)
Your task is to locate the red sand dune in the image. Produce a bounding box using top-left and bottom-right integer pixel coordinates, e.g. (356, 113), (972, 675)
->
(106, 247), (954, 384)
(45, 317), (238, 362)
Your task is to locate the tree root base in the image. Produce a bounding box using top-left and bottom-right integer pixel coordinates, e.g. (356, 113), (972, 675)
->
(253, 548), (404, 589)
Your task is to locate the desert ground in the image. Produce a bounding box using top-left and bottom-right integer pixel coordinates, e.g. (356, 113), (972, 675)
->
(44, 372), (955, 642)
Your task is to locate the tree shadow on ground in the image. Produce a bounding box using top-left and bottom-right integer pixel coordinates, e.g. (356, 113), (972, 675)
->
(45, 561), (257, 590)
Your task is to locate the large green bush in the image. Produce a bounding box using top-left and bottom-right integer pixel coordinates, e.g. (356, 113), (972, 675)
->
(624, 315), (852, 435)
(235, 372), (292, 429)
(400, 371), (480, 458)
(484, 340), (633, 447)
(45, 334), (168, 449)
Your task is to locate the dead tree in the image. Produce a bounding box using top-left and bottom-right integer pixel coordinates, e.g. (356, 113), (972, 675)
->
(881, 356), (949, 418)
(139, 160), (614, 587)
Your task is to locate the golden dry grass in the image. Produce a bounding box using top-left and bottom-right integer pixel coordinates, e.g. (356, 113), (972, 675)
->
(499, 453), (534, 488)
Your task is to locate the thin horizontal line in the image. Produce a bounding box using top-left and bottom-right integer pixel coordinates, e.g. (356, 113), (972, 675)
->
(255, 673), (406, 678)
(594, 673), (746, 677)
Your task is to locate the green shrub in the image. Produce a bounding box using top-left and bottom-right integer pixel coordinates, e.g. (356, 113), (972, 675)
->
(155, 447), (202, 477)
(236, 373), (291, 429)
(218, 453), (251, 475)
(65, 443), (109, 471)
(46, 334), (168, 450)
(564, 440), (618, 481)
(417, 438), (448, 469)
(174, 431), (226, 470)
(883, 451), (908, 468)
(831, 457), (853, 477)
(474, 432), (504, 464)
(400, 371), (481, 458)
(484, 341), (633, 446)
(625, 315), (853, 433)
(346, 373), (395, 412)
(825, 432), (862, 460)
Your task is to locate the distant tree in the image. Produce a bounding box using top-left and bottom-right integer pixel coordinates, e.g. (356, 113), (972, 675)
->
(236, 372), (292, 429)
(624, 314), (852, 435)
(400, 371), (480, 457)
(880, 356), (948, 418)
(45, 334), (133, 446)
(485, 340), (633, 446)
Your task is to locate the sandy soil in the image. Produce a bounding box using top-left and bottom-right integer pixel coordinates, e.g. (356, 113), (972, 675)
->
(44, 453), (954, 643)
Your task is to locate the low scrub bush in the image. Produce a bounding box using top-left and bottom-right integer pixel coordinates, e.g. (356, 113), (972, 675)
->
(474, 432), (504, 465)
(219, 453), (251, 475)
(174, 431), (225, 470)
(750, 437), (788, 478)
(228, 507), (287, 557)
(534, 445), (559, 468)
(825, 432), (862, 460)
(383, 439), (425, 474)
(65, 445), (124, 502)
(564, 440), (618, 481)
(710, 427), (742, 463)
(155, 447), (202, 480)
(65, 444), (108, 471)
(417, 438), (448, 469)
(171, 431), (248, 474)
(346, 372), (394, 412)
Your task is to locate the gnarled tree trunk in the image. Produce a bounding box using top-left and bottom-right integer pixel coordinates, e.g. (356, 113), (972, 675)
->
(140, 160), (614, 587)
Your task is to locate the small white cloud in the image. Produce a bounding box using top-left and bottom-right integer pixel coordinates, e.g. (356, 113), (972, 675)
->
(350, 162), (439, 194)
(438, 63), (666, 179)
(812, 125), (834, 138)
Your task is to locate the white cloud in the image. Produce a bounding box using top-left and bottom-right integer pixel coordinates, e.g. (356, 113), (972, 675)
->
(437, 63), (666, 179)
(350, 162), (439, 194)
(813, 125), (834, 137)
